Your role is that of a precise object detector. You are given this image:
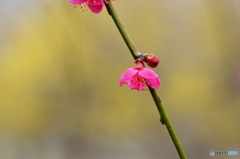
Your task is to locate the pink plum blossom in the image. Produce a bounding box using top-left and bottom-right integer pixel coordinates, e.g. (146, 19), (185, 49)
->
(69, 0), (115, 14)
(119, 62), (161, 91)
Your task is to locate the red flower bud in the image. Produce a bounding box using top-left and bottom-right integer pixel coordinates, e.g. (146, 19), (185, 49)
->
(144, 54), (160, 68)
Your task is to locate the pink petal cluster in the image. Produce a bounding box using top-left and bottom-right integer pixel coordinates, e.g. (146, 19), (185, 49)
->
(119, 62), (161, 91)
(69, 0), (115, 14)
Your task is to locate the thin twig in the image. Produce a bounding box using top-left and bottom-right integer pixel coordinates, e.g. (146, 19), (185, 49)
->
(105, 1), (187, 158)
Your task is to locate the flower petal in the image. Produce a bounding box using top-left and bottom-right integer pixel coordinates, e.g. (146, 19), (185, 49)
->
(119, 74), (127, 86)
(138, 68), (158, 79)
(119, 68), (138, 81)
(147, 78), (161, 89)
(69, 0), (86, 4)
(87, 3), (104, 14)
(88, 0), (104, 5)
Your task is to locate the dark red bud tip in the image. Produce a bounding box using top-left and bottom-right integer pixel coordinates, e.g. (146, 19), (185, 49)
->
(144, 55), (160, 68)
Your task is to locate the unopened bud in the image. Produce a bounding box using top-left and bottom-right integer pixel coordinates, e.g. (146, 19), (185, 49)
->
(144, 54), (160, 68)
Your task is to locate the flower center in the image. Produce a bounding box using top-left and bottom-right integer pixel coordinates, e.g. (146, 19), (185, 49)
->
(129, 73), (148, 91)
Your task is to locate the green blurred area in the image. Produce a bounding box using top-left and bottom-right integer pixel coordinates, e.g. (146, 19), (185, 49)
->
(0, 0), (240, 158)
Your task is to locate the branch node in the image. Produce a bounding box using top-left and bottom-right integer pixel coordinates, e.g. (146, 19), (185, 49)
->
(160, 119), (165, 125)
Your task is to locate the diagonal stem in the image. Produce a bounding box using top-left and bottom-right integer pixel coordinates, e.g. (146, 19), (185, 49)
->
(105, 1), (187, 159)
(105, 1), (139, 60)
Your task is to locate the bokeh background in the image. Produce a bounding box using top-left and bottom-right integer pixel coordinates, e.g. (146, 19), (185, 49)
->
(1, 0), (240, 158)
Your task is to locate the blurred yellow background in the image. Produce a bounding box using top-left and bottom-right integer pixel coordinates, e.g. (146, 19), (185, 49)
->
(0, 0), (240, 158)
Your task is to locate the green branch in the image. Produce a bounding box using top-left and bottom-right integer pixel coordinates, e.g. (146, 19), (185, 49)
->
(105, 1), (139, 59)
(105, 1), (187, 159)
